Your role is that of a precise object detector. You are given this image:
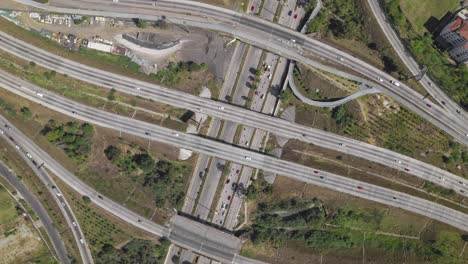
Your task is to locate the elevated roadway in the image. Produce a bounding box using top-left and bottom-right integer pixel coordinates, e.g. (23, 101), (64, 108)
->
(0, 31), (466, 197)
(14, 0), (468, 143)
(0, 70), (467, 233)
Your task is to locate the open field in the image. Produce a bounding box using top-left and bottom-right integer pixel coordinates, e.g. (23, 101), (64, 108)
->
(399, 0), (460, 34)
(241, 176), (468, 264)
(0, 186), (55, 264)
(55, 176), (157, 258)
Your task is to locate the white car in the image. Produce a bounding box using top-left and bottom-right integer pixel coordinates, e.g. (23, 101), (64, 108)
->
(218, 106), (225, 110)
(72, 221), (77, 227)
(337, 57), (344, 62)
(79, 238), (84, 244)
(267, 74), (272, 80)
(15, 145), (20, 150)
(395, 160), (402, 164)
(0, 130), (3, 134)
(36, 92), (44, 97)
(26, 153), (32, 159)
(172, 132), (179, 137)
(390, 80), (400, 87)
(245, 156), (252, 160)
(377, 77), (384, 82)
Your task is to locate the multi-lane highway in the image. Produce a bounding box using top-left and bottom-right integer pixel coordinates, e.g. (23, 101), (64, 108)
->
(1, 70), (467, 233)
(14, 0), (468, 143)
(0, 73), (262, 264)
(1, 31), (466, 198)
(0, 162), (70, 264)
(0, 125), (93, 263)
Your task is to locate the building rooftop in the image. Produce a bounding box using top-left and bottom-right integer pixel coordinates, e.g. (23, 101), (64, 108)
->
(459, 22), (468, 39)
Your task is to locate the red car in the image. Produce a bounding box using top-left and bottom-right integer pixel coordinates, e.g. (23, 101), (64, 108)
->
(404, 168), (410, 171)
(251, 5), (255, 11)
(236, 169), (240, 174)
(357, 186), (364, 190)
(227, 195), (232, 201)
(426, 104), (432, 108)
(293, 14), (298, 19)
(313, 170), (319, 174)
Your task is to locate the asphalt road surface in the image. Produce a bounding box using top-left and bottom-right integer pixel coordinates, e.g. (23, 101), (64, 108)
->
(367, 0), (467, 121)
(1, 70), (467, 233)
(15, 0), (468, 143)
(0, 162), (70, 264)
(0, 31), (466, 197)
(0, 126), (93, 263)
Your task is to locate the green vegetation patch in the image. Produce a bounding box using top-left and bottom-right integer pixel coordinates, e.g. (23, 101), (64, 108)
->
(242, 197), (468, 262)
(104, 144), (190, 210)
(398, 0), (460, 34)
(0, 186), (18, 224)
(96, 238), (170, 264)
(42, 119), (94, 162)
(383, 0), (468, 106)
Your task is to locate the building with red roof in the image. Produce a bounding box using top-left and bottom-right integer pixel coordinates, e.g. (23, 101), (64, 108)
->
(436, 9), (468, 64)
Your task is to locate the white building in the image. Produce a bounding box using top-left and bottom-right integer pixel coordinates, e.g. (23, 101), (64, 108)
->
(87, 41), (112, 53)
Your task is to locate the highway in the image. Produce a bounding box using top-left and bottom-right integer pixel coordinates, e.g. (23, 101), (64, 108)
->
(1, 31), (466, 198)
(0, 70), (467, 233)
(0, 73), (261, 264)
(367, 0), (468, 121)
(0, 162), (70, 264)
(0, 126), (94, 263)
(15, 0), (468, 143)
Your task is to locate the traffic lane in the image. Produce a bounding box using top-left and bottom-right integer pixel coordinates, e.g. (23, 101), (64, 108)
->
(367, 0), (466, 118)
(0, 125), (93, 263)
(28, 0), (468, 133)
(0, 162), (70, 264)
(0, 29), (460, 186)
(1, 74), (467, 231)
(182, 154), (210, 214)
(0, 60), (464, 196)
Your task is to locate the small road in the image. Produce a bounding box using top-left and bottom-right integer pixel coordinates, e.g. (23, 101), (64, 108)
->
(0, 162), (70, 264)
(288, 62), (381, 107)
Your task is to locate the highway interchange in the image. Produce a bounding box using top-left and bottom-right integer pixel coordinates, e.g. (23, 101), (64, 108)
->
(0, 31), (467, 197)
(16, 0), (468, 144)
(0, 69), (467, 234)
(0, 0), (467, 263)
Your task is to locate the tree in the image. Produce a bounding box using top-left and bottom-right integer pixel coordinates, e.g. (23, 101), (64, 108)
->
(20, 106), (32, 119)
(107, 88), (116, 101)
(82, 195), (91, 204)
(104, 145), (121, 161)
(133, 153), (155, 172)
(133, 18), (147, 28)
(331, 105), (353, 128)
